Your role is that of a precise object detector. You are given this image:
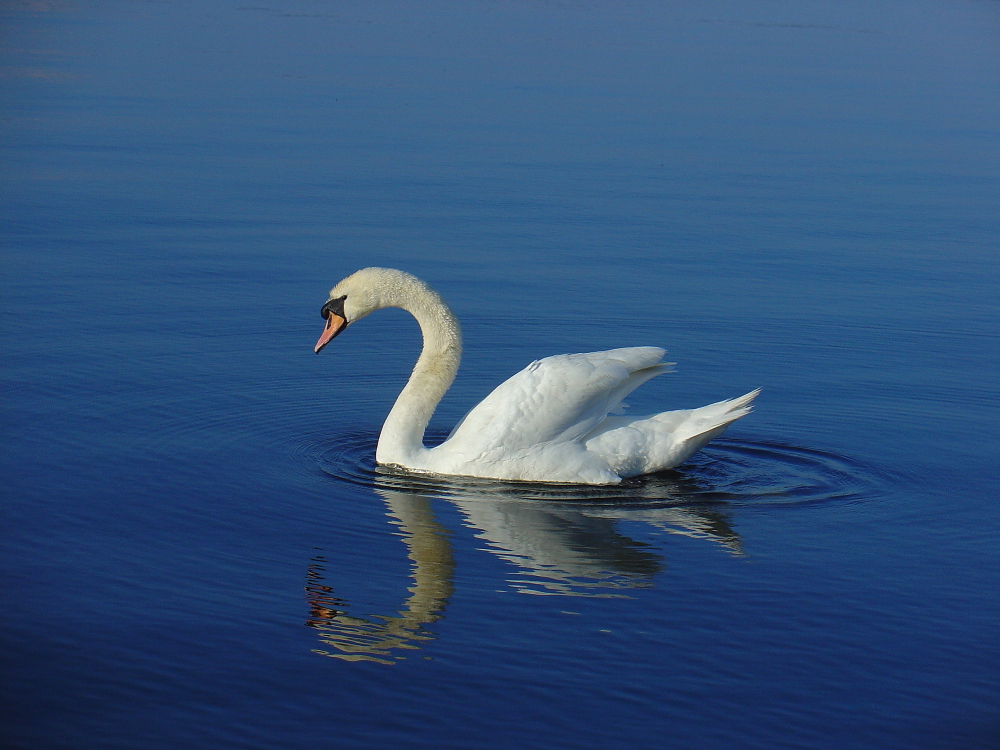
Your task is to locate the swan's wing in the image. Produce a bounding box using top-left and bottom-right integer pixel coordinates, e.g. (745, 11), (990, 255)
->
(445, 347), (671, 454)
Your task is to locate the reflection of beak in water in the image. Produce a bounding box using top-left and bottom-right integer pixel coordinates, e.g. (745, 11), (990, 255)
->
(305, 491), (454, 664)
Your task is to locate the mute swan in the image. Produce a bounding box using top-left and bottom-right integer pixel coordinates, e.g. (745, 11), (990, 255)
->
(315, 268), (759, 485)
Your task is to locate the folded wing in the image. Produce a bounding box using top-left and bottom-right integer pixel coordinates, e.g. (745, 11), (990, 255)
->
(444, 347), (672, 456)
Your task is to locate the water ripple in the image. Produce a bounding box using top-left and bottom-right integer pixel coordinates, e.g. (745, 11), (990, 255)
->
(302, 431), (891, 509)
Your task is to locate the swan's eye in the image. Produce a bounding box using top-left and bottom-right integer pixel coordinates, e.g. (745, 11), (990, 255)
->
(321, 296), (347, 320)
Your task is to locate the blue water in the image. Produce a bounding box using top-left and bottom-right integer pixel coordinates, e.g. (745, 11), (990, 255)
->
(2, 1), (999, 748)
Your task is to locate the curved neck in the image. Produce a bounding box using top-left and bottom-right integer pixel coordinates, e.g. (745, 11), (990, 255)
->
(375, 282), (462, 466)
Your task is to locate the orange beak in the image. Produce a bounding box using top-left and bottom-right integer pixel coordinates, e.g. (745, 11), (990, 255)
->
(314, 313), (347, 353)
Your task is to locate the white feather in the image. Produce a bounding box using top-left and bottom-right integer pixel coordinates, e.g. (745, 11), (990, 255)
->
(319, 268), (758, 485)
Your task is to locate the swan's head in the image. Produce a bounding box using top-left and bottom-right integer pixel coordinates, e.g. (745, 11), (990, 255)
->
(315, 267), (434, 353)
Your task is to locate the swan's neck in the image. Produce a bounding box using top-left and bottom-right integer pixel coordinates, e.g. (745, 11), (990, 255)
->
(375, 282), (461, 467)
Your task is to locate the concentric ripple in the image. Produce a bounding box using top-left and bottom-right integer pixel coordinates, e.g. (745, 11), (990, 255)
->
(305, 430), (892, 509)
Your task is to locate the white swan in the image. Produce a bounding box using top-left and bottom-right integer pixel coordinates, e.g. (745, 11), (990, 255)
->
(315, 268), (759, 485)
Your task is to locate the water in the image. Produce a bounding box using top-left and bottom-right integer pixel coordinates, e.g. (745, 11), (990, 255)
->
(2, 1), (998, 748)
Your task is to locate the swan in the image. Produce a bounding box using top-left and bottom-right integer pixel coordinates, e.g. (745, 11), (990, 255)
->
(314, 268), (759, 485)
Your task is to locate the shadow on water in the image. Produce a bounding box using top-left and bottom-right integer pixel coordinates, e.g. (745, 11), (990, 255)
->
(302, 431), (889, 662)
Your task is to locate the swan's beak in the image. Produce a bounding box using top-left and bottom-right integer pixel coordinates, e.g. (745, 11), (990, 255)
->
(315, 313), (348, 353)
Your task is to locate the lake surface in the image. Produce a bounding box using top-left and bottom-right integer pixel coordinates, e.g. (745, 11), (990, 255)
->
(2, 1), (999, 748)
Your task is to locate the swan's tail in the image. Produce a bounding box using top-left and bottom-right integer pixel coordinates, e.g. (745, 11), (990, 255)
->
(587, 389), (761, 478)
(676, 388), (760, 441)
(655, 388), (760, 471)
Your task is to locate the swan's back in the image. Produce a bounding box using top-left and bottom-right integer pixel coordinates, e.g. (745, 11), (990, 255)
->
(417, 347), (671, 482)
(446, 347), (668, 447)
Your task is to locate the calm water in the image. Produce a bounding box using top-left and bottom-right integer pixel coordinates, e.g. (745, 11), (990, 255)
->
(2, 1), (999, 748)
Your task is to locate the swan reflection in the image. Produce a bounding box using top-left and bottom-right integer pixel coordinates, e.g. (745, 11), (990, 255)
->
(306, 472), (741, 661)
(450, 482), (742, 596)
(306, 492), (454, 664)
